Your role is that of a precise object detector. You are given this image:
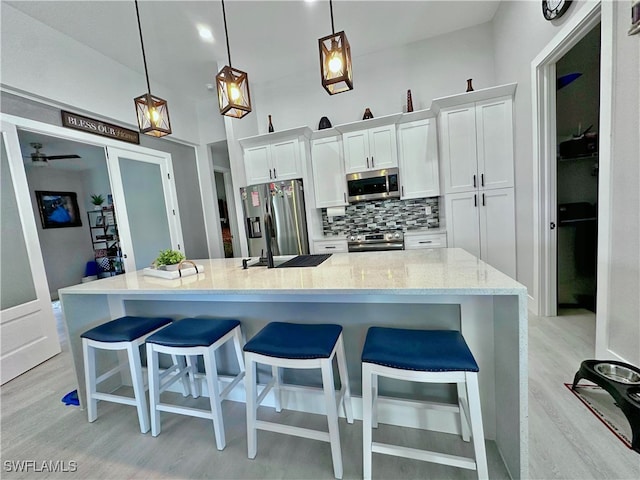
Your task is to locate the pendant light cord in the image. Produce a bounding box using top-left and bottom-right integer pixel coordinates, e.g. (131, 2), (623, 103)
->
(222, 0), (232, 67)
(134, 0), (152, 94)
(329, 0), (335, 34)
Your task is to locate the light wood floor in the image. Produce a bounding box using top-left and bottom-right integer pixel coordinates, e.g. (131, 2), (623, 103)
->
(1, 307), (638, 479)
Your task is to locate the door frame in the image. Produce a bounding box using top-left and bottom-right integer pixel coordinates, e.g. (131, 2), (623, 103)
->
(1, 120), (61, 384)
(106, 146), (184, 272)
(532, 1), (615, 355)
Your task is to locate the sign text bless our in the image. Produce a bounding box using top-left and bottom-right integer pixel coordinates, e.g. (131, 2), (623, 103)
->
(61, 111), (139, 145)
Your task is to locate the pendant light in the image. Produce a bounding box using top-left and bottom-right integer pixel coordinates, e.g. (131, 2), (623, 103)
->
(318, 0), (353, 95)
(133, 0), (172, 137)
(216, 0), (251, 118)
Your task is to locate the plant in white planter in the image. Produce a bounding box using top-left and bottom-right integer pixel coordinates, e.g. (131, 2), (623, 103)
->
(153, 249), (185, 270)
(90, 194), (105, 210)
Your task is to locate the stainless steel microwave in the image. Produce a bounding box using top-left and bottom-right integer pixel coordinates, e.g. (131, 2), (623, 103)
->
(346, 168), (400, 203)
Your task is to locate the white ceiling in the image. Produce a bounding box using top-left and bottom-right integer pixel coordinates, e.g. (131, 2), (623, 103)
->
(6, 0), (501, 101)
(18, 130), (107, 171)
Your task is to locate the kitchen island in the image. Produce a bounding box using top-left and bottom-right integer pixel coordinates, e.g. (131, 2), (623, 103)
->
(59, 248), (527, 478)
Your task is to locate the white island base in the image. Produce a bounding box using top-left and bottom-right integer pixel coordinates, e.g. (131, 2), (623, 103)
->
(59, 249), (528, 479)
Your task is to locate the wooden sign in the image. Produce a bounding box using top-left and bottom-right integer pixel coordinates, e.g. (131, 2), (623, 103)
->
(61, 111), (140, 144)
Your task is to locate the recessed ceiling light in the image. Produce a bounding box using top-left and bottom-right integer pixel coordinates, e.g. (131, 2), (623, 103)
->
(197, 25), (214, 43)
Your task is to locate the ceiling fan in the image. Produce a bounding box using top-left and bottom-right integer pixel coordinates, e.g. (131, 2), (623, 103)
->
(25, 142), (81, 165)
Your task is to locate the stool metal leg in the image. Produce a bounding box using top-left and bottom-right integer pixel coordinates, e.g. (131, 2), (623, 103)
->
(466, 372), (488, 479)
(335, 335), (353, 424)
(203, 345), (225, 451)
(321, 356), (343, 480)
(457, 381), (471, 442)
(186, 355), (201, 398)
(246, 356), (258, 459)
(82, 339), (98, 423)
(272, 366), (282, 413)
(146, 343), (161, 437)
(126, 342), (150, 434)
(362, 362), (374, 480)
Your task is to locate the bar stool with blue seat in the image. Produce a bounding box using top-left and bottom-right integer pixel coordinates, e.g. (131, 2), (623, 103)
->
(361, 327), (488, 480)
(243, 322), (354, 479)
(145, 317), (245, 451)
(81, 315), (173, 434)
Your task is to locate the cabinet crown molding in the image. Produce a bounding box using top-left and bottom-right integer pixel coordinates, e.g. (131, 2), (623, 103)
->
(431, 83), (517, 114)
(334, 113), (403, 134)
(239, 126), (312, 148)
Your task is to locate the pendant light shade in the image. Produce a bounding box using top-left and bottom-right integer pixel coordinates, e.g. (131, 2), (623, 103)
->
(319, 1), (353, 95)
(216, 0), (252, 118)
(133, 0), (171, 137)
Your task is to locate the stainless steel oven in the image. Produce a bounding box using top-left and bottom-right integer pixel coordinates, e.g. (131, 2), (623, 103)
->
(347, 231), (404, 252)
(346, 168), (399, 203)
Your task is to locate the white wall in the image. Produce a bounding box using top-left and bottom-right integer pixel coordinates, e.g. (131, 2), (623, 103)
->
(491, 0), (597, 297)
(605, 0), (639, 364)
(0, 3), (200, 145)
(252, 23), (496, 135)
(26, 168), (95, 299)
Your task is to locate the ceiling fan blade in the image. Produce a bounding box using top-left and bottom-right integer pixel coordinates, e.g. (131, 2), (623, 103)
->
(45, 155), (81, 160)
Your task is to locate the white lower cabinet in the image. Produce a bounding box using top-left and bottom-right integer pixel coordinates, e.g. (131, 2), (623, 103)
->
(444, 187), (516, 277)
(312, 238), (348, 254)
(404, 232), (447, 250)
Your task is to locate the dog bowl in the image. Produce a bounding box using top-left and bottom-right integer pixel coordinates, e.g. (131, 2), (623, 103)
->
(595, 363), (640, 384)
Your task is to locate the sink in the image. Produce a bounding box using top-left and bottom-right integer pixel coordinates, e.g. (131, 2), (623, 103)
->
(245, 254), (331, 268)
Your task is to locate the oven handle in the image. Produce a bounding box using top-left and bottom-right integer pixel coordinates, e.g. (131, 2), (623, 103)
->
(347, 243), (405, 252)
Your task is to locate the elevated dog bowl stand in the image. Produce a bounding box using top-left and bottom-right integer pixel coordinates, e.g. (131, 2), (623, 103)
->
(572, 359), (640, 453)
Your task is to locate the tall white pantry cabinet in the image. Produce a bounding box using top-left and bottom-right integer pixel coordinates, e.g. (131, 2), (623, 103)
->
(437, 87), (517, 278)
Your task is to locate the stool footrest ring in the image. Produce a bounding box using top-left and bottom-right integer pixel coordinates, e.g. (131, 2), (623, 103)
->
(255, 420), (331, 443)
(372, 442), (477, 470)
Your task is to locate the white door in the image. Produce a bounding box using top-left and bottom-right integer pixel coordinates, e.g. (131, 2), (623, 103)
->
(1, 121), (60, 384)
(368, 125), (398, 169)
(107, 147), (184, 272)
(342, 130), (369, 173)
(440, 104), (478, 194)
(312, 136), (347, 208)
(271, 139), (300, 181)
(398, 119), (440, 199)
(475, 97), (514, 191)
(479, 188), (517, 278)
(244, 145), (271, 185)
(444, 191), (481, 258)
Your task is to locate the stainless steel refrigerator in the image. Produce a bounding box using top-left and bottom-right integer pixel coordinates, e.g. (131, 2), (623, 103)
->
(240, 179), (309, 257)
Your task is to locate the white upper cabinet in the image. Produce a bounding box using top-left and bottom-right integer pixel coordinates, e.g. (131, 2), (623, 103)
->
(439, 96), (514, 194)
(243, 138), (302, 186)
(311, 136), (347, 208)
(343, 124), (397, 173)
(397, 118), (440, 199)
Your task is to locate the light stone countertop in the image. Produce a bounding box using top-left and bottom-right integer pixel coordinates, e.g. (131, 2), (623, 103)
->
(59, 248), (525, 297)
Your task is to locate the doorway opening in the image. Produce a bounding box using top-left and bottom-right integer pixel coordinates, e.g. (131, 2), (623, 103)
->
(17, 129), (115, 302)
(556, 24), (601, 314)
(215, 170), (233, 258)
(210, 140), (240, 259)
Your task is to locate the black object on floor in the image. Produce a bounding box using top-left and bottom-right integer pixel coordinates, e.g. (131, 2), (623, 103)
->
(276, 254), (332, 268)
(572, 359), (640, 453)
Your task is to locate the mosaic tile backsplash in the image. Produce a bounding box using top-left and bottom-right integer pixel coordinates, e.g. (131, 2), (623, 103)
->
(322, 197), (439, 236)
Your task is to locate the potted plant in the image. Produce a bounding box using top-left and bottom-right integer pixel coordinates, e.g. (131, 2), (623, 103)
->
(90, 194), (105, 210)
(153, 249), (186, 271)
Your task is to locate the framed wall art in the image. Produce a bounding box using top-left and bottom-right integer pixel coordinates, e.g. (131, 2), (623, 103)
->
(35, 191), (83, 229)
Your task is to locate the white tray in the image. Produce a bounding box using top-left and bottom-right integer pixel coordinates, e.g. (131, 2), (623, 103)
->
(143, 263), (205, 280)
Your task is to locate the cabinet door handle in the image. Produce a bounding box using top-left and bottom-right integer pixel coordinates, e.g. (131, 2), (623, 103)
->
(473, 174), (477, 188)
(325, 246), (336, 249)
(269, 169), (273, 179)
(402, 186), (405, 196)
(273, 168), (277, 178)
(366, 157), (370, 168)
(371, 156), (375, 167)
(481, 173), (485, 187)
(482, 193), (485, 206)
(123, 254), (128, 258)
(418, 240), (433, 244)
(343, 192), (347, 202)
(474, 194), (477, 207)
